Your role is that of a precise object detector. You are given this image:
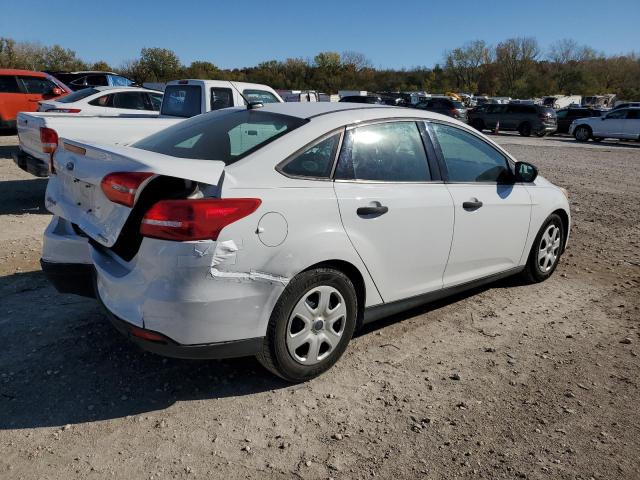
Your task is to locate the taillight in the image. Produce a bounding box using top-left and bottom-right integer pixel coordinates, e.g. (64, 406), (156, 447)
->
(100, 172), (155, 207)
(40, 127), (58, 154)
(45, 108), (81, 113)
(140, 198), (262, 241)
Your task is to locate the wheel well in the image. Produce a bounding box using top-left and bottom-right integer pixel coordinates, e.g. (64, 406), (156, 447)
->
(552, 208), (570, 252)
(302, 260), (366, 330)
(519, 121), (531, 129)
(575, 124), (591, 133)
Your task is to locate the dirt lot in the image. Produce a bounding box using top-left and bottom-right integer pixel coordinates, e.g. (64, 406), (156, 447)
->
(1, 132), (639, 480)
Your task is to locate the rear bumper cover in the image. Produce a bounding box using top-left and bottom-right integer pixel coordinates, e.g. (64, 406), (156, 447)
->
(12, 149), (49, 177)
(40, 257), (264, 360)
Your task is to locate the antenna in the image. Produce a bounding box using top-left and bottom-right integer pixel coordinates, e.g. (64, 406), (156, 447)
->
(228, 81), (263, 110)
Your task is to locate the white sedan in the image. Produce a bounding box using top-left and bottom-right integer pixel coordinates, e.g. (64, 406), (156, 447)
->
(38, 86), (163, 115)
(41, 103), (570, 381)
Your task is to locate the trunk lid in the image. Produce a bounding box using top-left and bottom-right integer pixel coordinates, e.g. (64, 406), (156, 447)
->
(17, 112), (46, 159)
(45, 139), (226, 247)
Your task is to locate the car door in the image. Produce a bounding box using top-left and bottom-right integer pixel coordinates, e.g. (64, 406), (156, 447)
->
(0, 75), (28, 122)
(333, 120), (454, 302)
(623, 109), (640, 139)
(595, 109), (627, 137)
(428, 121), (531, 287)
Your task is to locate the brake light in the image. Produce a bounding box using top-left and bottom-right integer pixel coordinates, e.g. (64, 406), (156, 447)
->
(40, 127), (58, 154)
(140, 198), (262, 241)
(45, 108), (81, 113)
(100, 172), (155, 207)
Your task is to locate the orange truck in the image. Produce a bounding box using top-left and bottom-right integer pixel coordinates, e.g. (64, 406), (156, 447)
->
(0, 69), (70, 129)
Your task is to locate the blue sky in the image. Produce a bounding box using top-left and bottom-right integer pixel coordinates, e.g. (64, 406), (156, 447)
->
(3, 0), (639, 69)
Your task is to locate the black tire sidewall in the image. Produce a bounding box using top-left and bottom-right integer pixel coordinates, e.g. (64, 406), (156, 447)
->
(528, 214), (564, 281)
(574, 126), (591, 142)
(267, 269), (357, 382)
(519, 123), (532, 136)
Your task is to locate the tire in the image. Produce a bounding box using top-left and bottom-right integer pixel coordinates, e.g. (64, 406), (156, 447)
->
(518, 122), (532, 137)
(471, 119), (484, 131)
(574, 125), (591, 142)
(256, 268), (358, 382)
(521, 213), (565, 283)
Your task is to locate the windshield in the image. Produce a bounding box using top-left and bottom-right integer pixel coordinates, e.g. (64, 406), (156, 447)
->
(133, 109), (308, 165)
(57, 88), (99, 103)
(160, 85), (202, 117)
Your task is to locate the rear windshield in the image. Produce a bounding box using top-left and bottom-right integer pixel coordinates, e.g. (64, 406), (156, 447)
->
(57, 88), (99, 103)
(133, 109), (308, 165)
(160, 84), (202, 118)
(538, 106), (556, 115)
(452, 101), (465, 109)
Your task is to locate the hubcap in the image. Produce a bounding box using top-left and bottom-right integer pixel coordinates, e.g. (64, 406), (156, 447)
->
(537, 224), (561, 273)
(286, 286), (346, 365)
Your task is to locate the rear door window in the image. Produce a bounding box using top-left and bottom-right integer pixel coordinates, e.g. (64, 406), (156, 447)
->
(18, 76), (57, 94)
(84, 75), (109, 86)
(210, 87), (233, 110)
(243, 89), (279, 104)
(148, 92), (163, 110)
(0, 75), (21, 93)
(335, 122), (431, 182)
(112, 92), (148, 110)
(160, 85), (202, 117)
(430, 122), (511, 183)
(88, 94), (114, 107)
(280, 133), (341, 178)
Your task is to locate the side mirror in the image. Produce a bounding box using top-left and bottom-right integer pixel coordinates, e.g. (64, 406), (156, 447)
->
(514, 161), (538, 183)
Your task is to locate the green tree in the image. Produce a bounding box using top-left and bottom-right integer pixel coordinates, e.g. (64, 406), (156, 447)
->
(138, 47), (181, 82)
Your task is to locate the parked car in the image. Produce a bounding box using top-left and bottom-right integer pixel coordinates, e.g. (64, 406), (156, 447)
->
(339, 95), (385, 104)
(37, 86), (163, 115)
(0, 69), (70, 129)
(569, 107), (640, 142)
(414, 97), (467, 123)
(47, 71), (136, 91)
(611, 102), (640, 111)
(468, 103), (557, 136)
(41, 102), (570, 382)
(13, 79), (283, 177)
(555, 107), (603, 134)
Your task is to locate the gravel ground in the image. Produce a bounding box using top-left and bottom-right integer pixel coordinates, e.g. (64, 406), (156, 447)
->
(1, 132), (639, 480)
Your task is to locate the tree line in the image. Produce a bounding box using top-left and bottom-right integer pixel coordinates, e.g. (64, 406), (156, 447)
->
(1, 36), (638, 99)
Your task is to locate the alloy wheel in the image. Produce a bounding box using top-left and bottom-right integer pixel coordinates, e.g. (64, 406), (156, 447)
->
(286, 286), (346, 365)
(538, 224), (561, 273)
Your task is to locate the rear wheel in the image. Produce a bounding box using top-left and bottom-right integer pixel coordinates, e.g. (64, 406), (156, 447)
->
(518, 122), (532, 137)
(471, 119), (485, 131)
(521, 214), (564, 283)
(257, 268), (357, 382)
(574, 125), (591, 142)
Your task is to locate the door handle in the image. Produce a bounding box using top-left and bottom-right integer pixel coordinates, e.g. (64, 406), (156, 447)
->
(462, 198), (483, 211)
(357, 203), (389, 217)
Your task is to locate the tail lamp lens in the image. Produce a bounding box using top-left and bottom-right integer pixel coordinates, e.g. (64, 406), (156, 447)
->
(40, 127), (58, 154)
(140, 198), (262, 241)
(100, 172), (154, 207)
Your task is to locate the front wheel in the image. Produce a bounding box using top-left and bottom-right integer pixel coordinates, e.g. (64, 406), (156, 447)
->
(519, 122), (532, 137)
(574, 125), (591, 142)
(521, 214), (565, 283)
(257, 268), (357, 382)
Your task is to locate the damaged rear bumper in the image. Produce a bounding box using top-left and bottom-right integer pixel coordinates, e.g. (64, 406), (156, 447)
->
(104, 305), (264, 360)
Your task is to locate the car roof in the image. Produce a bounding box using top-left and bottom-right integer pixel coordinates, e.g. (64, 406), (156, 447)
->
(91, 86), (161, 93)
(0, 69), (48, 77)
(250, 102), (460, 124)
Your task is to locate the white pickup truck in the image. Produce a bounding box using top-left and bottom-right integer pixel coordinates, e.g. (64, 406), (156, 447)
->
(13, 79), (283, 177)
